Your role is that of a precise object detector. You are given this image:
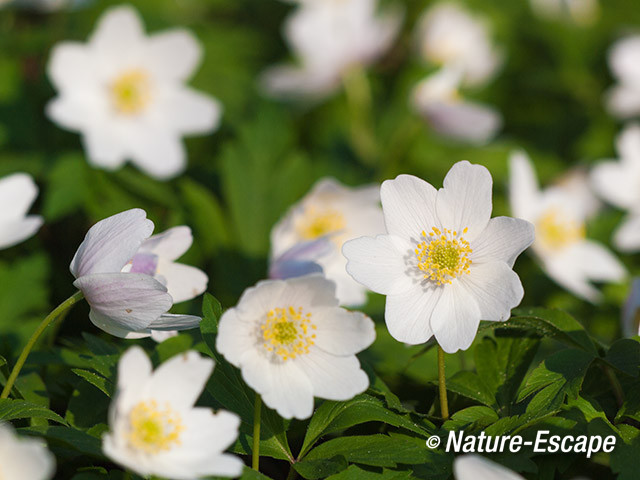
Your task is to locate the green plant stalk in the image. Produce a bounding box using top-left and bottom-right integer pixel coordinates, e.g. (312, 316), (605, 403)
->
(0, 290), (84, 399)
(342, 67), (377, 165)
(253, 394), (262, 471)
(437, 345), (449, 420)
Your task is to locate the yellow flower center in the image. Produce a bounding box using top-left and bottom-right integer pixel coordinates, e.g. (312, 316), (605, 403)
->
(262, 306), (317, 361)
(536, 209), (585, 251)
(415, 227), (473, 285)
(110, 69), (152, 115)
(128, 400), (184, 454)
(296, 207), (346, 240)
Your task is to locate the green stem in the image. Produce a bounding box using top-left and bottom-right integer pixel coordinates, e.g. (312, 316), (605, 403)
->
(1, 291), (84, 399)
(437, 345), (449, 420)
(603, 365), (624, 408)
(342, 67), (377, 166)
(253, 395), (262, 471)
(286, 464), (298, 480)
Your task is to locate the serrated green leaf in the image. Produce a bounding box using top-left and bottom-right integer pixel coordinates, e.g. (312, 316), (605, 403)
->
(604, 338), (640, 377)
(154, 334), (193, 363)
(445, 371), (496, 407)
(0, 399), (66, 424)
(443, 406), (499, 431)
(20, 425), (104, 458)
(327, 465), (414, 480)
(72, 369), (114, 397)
(294, 456), (349, 479)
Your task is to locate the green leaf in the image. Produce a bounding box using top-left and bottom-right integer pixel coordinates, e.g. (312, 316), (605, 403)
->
(239, 465), (275, 480)
(604, 338), (640, 377)
(43, 153), (90, 221)
(72, 369), (114, 397)
(202, 293), (223, 336)
(0, 399), (67, 424)
(20, 425), (104, 458)
(327, 465), (414, 480)
(445, 371), (496, 407)
(443, 406), (499, 431)
(611, 425), (640, 480)
(294, 456), (349, 479)
(154, 334), (193, 363)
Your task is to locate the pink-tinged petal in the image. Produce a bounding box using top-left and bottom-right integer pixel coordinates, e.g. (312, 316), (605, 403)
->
(380, 174), (438, 240)
(139, 226), (192, 260)
(73, 272), (172, 333)
(156, 260), (208, 303)
(129, 253), (158, 276)
(269, 238), (332, 280)
(470, 217), (534, 267)
(88, 309), (152, 339)
(0, 173), (39, 221)
(70, 208), (154, 278)
(430, 281), (481, 353)
(148, 313), (202, 331)
(436, 161), (492, 242)
(0, 217), (43, 250)
(313, 308), (375, 355)
(144, 29), (202, 82)
(46, 42), (95, 92)
(157, 87), (222, 135)
(385, 286), (440, 345)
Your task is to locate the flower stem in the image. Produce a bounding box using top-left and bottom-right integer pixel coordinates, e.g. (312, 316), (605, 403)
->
(253, 394), (262, 471)
(437, 345), (449, 420)
(1, 291), (84, 399)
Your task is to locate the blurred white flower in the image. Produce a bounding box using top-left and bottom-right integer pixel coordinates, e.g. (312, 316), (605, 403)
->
(622, 277), (640, 336)
(0, 423), (55, 480)
(261, 0), (401, 99)
(71, 209), (203, 338)
(416, 2), (502, 88)
(510, 151), (625, 302)
(103, 347), (243, 479)
(343, 161), (534, 353)
(529, 0), (600, 26)
(46, 5), (221, 180)
(454, 454), (524, 480)
(269, 237), (333, 281)
(0, 173), (43, 250)
(605, 35), (640, 119)
(411, 67), (502, 145)
(591, 124), (640, 251)
(270, 177), (384, 306)
(216, 274), (375, 419)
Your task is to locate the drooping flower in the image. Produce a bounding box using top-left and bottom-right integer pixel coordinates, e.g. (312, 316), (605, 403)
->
(260, 0), (401, 99)
(270, 177), (385, 306)
(71, 209), (204, 338)
(46, 5), (221, 180)
(0, 173), (43, 250)
(0, 423), (55, 480)
(216, 274), (375, 419)
(590, 124), (640, 251)
(529, 0), (600, 26)
(510, 151), (625, 302)
(454, 454), (524, 480)
(605, 35), (640, 119)
(103, 346), (243, 479)
(343, 161), (534, 353)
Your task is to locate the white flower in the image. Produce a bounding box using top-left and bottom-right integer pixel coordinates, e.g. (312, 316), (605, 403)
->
(411, 67), (502, 144)
(343, 161), (534, 353)
(269, 237), (333, 281)
(71, 209), (203, 338)
(416, 3), (502, 88)
(216, 274), (375, 419)
(0, 423), (55, 480)
(270, 178), (385, 306)
(510, 151), (625, 302)
(529, 0), (600, 26)
(622, 277), (640, 336)
(454, 454), (524, 480)
(605, 35), (640, 119)
(0, 173), (43, 250)
(46, 5), (221, 180)
(103, 346), (243, 480)
(261, 0), (401, 99)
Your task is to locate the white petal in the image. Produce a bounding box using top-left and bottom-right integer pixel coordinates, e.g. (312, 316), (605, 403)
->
(82, 127), (128, 170)
(380, 174), (438, 240)
(422, 100), (502, 145)
(605, 85), (640, 119)
(88, 310), (152, 339)
(115, 346), (152, 411)
(459, 262), (524, 322)
(277, 274), (339, 309)
(216, 308), (257, 366)
(145, 29), (202, 81)
(430, 281), (481, 353)
(0, 173), (39, 221)
(590, 161), (640, 210)
(297, 348), (369, 401)
(343, 234), (414, 295)
(436, 161), (492, 242)
(470, 217), (534, 267)
(139, 226), (192, 260)
(259, 360), (314, 420)
(128, 129), (186, 180)
(313, 308), (375, 355)
(156, 260), (208, 304)
(541, 251), (601, 303)
(73, 272), (172, 333)
(385, 286), (440, 345)
(46, 42), (95, 92)
(69, 208), (154, 277)
(615, 215), (640, 252)
(89, 6), (146, 57)
(157, 87), (222, 135)
(260, 64), (339, 99)
(46, 96), (90, 132)
(0, 424), (56, 480)
(508, 150), (540, 222)
(609, 35), (640, 84)
(149, 313), (202, 331)
(454, 454), (524, 480)
(0, 217), (43, 250)
(180, 408), (240, 453)
(150, 330), (178, 343)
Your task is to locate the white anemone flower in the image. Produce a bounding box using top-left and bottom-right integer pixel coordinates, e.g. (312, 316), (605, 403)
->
(103, 347), (243, 479)
(261, 0), (401, 99)
(46, 5), (221, 180)
(0, 423), (55, 480)
(343, 161), (534, 353)
(605, 35), (640, 119)
(0, 173), (43, 250)
(268, 237), (333, 281)
(590, 124), (640, 251)
(270, 177), (385, 307)
(416, 3), (502, 89)
(529, 0), (600, 26)
(454, 455), (524, 480)
(216, 274), (375, 420)
(411, 67), (502, 145)
(71, 209), (203, 338)
(510, 151), (625, 302)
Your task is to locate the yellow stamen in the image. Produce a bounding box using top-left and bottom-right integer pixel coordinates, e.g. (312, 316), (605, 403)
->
(261, 306), (317, 361)
(296, 207), (346, 240)
(128, 400), (184, 454)
(110, 69), (152, 115)
(536, 209), (585, 251)
(415, 226), (472, 285)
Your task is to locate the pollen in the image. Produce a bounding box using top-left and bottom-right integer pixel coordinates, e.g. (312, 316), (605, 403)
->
(110, 69), (152, 115)
(415, 226), (472, 285)
(127, 400), (184, 454)
(261, 306), (317, 362)
(296, 207), (346, 240)
(536, 209), (585, 251)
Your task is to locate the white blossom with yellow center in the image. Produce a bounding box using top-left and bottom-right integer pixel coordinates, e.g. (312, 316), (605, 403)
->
(0, 423), (55, 480)
(45, 5), (222, 180)
(510, 151), (625, 303)
(343, 161), (535, 353)
(216, 274), (376, 419)
(103, 347), (243, 479)
(270, 178), (385, 307)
